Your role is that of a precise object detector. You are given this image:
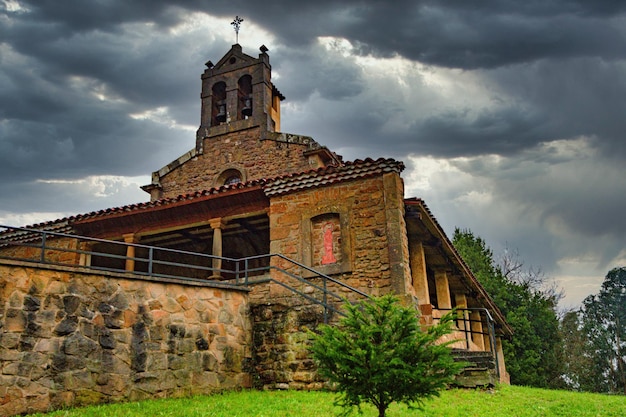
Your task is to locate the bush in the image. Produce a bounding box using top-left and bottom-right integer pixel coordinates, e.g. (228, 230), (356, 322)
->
(310, 295), (463, 417)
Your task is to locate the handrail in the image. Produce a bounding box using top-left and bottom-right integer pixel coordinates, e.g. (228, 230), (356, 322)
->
(0, 225), (367, 322)
(435, 307), (500, 379)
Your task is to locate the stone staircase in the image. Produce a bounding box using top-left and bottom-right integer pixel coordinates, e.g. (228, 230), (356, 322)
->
(452, 349), (498, 388)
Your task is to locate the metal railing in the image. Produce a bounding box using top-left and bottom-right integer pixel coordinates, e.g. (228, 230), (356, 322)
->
(434, 307), (500, 379)
(0, 225), (369, 323)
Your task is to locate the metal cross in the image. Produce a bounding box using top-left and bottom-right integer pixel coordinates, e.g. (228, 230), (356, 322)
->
(231, 16), (243, 43)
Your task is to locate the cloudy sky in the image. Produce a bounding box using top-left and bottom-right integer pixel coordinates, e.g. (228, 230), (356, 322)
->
(2, 1), (625, 307)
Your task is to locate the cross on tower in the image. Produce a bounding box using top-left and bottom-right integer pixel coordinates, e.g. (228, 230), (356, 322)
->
(231, 16), (243, 44)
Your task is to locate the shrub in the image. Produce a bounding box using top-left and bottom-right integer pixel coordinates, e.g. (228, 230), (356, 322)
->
(310, 295), (463, 417)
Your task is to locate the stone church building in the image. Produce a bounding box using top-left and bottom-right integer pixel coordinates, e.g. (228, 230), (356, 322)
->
(0, 44), (511, 415)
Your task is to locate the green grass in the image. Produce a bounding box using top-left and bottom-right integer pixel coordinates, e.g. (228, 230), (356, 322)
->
(27, 386), (626, 417)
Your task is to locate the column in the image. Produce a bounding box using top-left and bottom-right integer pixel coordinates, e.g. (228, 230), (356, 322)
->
(496, 337), (508, 383)
(123, 233), (136, 272)
(434, 269), (452, 310)
(455, 293), (470, 347)
(209, 218), (226, 278)
(409, 240), (430, 306)
(78, 241), (93, 267)
(470, 311), (486, 350)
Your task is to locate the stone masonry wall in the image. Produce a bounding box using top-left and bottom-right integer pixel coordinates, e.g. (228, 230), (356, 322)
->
(0, 261), (251, 416)
(249, 172), (413, 388)
(265, 172), (412, 303)
(0, 237), (79, 266)
(250, 302), (327, 390)
(158, 126), (316, 198)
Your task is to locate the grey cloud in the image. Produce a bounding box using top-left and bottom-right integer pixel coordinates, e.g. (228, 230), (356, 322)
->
(489, 59), (626, 157)
(273, 45), (365, 102)
(14, 1), (626, 70)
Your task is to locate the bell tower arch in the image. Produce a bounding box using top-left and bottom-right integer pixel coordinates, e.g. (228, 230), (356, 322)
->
(196, 44), (284, 150)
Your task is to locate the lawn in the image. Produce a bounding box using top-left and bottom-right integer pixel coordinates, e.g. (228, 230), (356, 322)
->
(27, 385), (626, 417)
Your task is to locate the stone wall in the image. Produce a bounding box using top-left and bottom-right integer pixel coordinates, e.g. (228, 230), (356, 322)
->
(158, 126), (317, 198)
(250, 302), (327, 390)
(0, 236), (79, 266)
(248, 172), (414, 388)
(0, 261), (251, 416)
(265, 172), (413, 304)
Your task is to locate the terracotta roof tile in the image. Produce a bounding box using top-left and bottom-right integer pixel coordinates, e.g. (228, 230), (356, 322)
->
(264, 158), (404, 197)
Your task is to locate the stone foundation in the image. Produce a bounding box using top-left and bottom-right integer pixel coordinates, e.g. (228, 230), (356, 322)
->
(250, 301), (330, 390)
(0, 261), (251, 416)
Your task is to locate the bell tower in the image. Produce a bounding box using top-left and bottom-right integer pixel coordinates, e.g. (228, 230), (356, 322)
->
(142, 42), (340, 201)
(195, 44), (284, 151)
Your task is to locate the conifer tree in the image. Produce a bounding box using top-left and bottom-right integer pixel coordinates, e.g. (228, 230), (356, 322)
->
(310, 295), (463, 417)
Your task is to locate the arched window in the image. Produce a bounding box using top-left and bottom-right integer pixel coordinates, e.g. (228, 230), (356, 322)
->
(217, 168), (244, 186)
(211, 81), (227, 125)
(224, 175), (241, 185)
(237, 75), (252, 119)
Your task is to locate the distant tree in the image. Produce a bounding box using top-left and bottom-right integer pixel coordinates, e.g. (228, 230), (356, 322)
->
(310, 295), (463, 417)
(453, 228), (565, 388)
(581, 267), (626, 394)
(560, 309), (597, 391)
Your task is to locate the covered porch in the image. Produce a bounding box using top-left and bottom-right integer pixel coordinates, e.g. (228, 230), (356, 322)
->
(405, 198), (512, 382)
(71, 186), (271, 280)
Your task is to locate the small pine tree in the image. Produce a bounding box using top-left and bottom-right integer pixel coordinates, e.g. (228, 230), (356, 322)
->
(310, 295), (463, 417)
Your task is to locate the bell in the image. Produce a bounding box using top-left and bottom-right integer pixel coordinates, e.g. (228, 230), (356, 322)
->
(242, 97), (252, 117)
(215, 103), (227, 123)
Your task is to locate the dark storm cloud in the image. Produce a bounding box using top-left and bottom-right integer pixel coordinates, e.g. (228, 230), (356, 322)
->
(1, 2), (220, 184)
(10, 0), (186, 31)
(488, 58), (626, 157)
(248, 1), (626, 69)
(13, 1), (626, 69)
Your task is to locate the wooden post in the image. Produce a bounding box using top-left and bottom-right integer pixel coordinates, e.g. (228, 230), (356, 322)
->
(79, 241), (93, 267)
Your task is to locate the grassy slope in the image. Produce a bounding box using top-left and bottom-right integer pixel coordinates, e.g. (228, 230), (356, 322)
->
(28, 386), (626, 417)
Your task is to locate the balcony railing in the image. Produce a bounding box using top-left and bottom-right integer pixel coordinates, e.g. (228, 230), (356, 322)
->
(0, 225), (369, 323)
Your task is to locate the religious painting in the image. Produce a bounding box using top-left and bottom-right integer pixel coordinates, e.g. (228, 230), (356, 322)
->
(311, 213), (341, 267)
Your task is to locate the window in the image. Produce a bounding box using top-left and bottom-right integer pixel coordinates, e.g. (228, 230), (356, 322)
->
(217, 168), (245, 187)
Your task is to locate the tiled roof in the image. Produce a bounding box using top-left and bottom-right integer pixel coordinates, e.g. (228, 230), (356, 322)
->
(264, 158), (404, 197)
(0, 219), (73, 244)
(72, 181), (266, 224)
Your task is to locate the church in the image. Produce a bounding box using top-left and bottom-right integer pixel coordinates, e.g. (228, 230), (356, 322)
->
(0, 43), (511, 415)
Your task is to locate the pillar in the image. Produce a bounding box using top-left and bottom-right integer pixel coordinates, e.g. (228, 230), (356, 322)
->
(483, 326), (492, 353)
(470, 311), (486, 351)
(455, 293), (470, 346)
(434, 269), (452, 310)
(78, 241), (93, 267)
(496, 337), (509, 383)
(210, 218), (226, 278)
(409, 240), (430, 306)
(123, 233), (136, 272)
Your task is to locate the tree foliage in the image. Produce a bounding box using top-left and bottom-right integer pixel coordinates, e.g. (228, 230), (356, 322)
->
(310, 295), (463, 417)
(560, 310), (598, 391)
(452, 228), (564, 388)
(580, 266), (626, 394)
